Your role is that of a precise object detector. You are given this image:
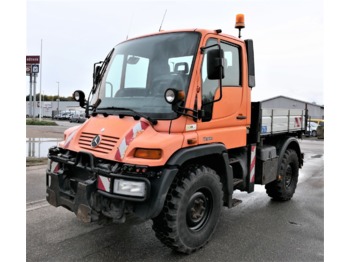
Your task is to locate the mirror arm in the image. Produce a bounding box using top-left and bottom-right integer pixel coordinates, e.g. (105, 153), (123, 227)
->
(84, 90), (93, 118)
(200, 43), (221, 53)
(175, 105), (203, 122)
(216, 66), (223, 102)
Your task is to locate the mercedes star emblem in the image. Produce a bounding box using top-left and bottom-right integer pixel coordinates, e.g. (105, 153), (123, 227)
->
(91, 135), (101, 147)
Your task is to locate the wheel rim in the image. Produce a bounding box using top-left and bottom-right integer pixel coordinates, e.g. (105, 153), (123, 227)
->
(186, 190), (212, 231)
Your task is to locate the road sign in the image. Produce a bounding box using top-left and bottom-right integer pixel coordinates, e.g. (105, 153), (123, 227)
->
(32, 64), (39, 73)
(26, 56), (40, 64)
(26, 64), (31, 75)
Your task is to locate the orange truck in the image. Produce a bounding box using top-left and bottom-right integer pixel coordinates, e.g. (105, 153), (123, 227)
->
(46, 14), (306, 254)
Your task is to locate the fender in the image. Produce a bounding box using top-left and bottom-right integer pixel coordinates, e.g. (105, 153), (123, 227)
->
(167, 143), (234, 207)
(135, 143), (234, 219)
(276, 136), (304, 168)
(133, 167), (178, 219)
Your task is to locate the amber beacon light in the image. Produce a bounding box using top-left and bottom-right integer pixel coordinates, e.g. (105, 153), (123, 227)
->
(235, 14), (245, 38)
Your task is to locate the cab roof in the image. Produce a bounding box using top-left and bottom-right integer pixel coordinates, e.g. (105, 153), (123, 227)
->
(121, 28), (244, 44)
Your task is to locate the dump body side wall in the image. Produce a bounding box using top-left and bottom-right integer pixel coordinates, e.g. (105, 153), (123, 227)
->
(261, 108), (305, 135)
(248, 102), (306, 144)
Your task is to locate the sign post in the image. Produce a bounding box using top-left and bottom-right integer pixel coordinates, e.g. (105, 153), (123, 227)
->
(26, 56), (40, 118)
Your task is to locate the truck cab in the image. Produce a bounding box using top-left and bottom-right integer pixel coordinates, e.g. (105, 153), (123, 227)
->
(46, 15), (304, 254)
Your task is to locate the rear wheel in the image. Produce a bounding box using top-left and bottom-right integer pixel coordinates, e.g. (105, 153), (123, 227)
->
(265, 149), (299, 201)
(152, 165), (223, 254)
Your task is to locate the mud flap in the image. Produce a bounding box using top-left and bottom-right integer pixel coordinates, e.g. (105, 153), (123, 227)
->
(46, 188), (58, 207)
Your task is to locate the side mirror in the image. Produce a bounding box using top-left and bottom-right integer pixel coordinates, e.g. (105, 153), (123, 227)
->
(207, 49), (225, 80)
(93, 65), (101, 85)
(73, 90), (86, 108)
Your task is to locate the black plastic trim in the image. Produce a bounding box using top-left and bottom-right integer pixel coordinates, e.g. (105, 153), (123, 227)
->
(166, 143), (234, 207)
(245, 39), (255, 88)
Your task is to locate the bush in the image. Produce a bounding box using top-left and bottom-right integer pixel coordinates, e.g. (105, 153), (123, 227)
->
(26, 157), (48, 166)
(26, 119), (58, 126)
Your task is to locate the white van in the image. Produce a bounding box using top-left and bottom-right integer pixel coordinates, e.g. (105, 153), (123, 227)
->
(306, 121), (319, 137)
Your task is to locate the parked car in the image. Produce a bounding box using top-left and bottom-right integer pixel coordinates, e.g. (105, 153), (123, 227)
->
(69, 113), (87, 123)
(61, 112), (74, 120)
(305, 121), (319, 137)
(54, 112), (74, 120)
(53, 113), (61, 120)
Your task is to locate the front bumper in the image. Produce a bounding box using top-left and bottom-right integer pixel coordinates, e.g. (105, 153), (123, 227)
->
(46, 147), (177, 223)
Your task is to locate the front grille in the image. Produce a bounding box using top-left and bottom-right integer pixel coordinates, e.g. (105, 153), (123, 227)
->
(79, 132), (119, 154)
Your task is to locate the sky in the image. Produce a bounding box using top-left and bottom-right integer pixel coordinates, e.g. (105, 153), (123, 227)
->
(25, 0), (324, 105)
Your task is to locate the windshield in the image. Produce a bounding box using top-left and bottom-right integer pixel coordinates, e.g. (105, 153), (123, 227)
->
(92, 32), (200, 120)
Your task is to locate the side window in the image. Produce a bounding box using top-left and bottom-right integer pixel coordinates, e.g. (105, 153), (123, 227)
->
(201, 40), (241, 103)
(222, 42), (240, 86)
(201, 39), (241, 122)
(201, 38), (219, 105)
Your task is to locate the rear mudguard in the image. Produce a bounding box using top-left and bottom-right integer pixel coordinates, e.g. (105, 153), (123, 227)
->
(275, 136), (304, 168)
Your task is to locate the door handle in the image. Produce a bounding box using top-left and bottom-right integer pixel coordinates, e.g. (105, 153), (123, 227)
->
(236, 115), (247, 120)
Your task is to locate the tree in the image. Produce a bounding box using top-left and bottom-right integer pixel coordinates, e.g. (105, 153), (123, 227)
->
(26, 94), (74, 101)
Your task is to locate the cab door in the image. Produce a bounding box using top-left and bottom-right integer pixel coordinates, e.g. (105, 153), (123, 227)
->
(197, 35), (249, 149)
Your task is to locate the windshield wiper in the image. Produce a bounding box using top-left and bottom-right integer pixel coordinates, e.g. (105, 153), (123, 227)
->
(94, 107), (158, 125)
(92, 48), (115, 94)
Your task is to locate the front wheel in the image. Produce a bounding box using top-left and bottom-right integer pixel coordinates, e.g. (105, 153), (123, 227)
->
(152, 165), (223, 254)
(265, 149), (299, 201)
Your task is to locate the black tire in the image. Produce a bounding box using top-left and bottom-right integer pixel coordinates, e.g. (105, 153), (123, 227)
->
(152, 165), (223, 254)
(312, 130), (317, 137)
(265, 149), (299, 201)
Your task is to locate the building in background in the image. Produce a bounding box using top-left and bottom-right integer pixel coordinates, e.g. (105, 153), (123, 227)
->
(26, 100), (84, 118)
(260, 95), (324, 120)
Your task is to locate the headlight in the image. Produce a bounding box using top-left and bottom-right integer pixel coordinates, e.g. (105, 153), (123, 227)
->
(113, 179), (146, 197)
(165, 89), (176, 103)
(164, 88), (185, 104)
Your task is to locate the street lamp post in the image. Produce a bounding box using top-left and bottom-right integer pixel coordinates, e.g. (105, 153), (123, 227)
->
(57, 81), (60, 112)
